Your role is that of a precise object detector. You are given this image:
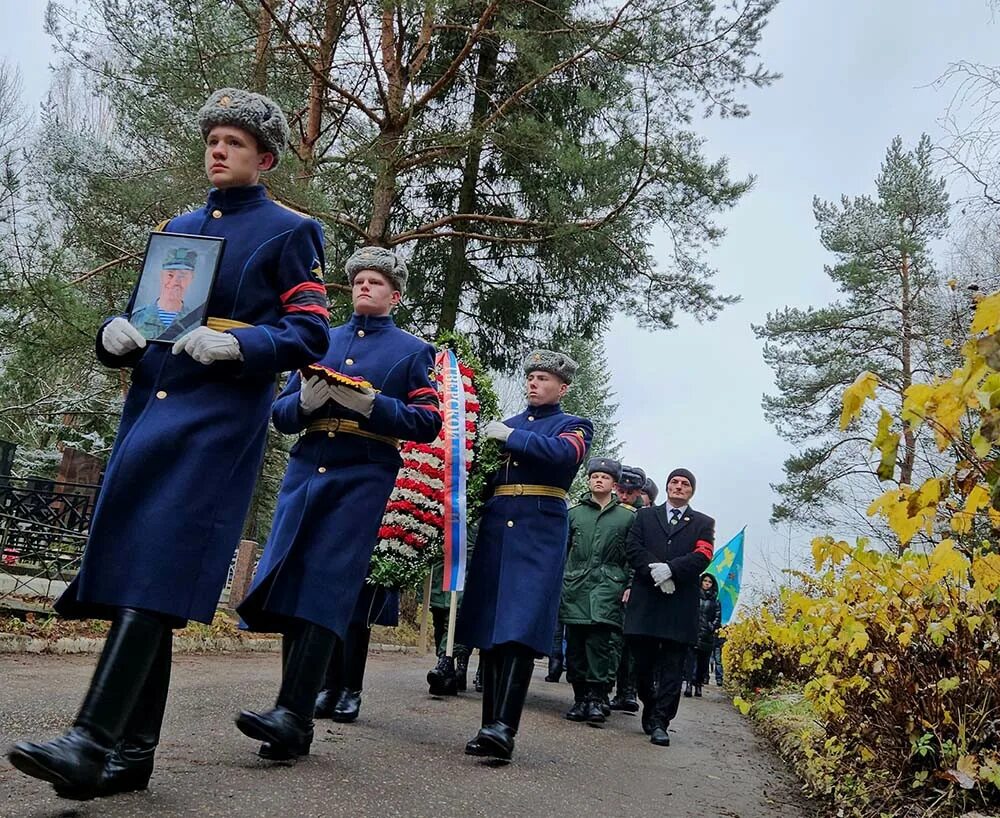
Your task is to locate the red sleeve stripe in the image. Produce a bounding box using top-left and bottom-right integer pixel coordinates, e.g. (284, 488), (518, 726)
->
(408, 387), (438, 400)
(285, 303), (330, 317)
(280, 281), (327, 303)
(694, 540), (714, 560)
(559, 432), (586, 462)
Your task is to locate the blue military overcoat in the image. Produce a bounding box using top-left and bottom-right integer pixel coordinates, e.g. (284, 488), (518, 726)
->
(455, 402), (593, 655)
(237, 313), (441, 637)
(56, 185), (331, 625)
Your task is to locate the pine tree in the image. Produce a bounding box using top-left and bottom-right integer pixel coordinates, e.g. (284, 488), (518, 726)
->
(560, 336), (623, 498)
(754, 135), (950, 538)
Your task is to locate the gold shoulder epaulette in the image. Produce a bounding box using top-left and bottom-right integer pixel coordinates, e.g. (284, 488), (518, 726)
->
(154, 218), (171, 232)
(622, 504), (637, 513)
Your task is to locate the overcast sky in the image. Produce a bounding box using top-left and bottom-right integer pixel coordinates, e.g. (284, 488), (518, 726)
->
(2, 1), (998, 599)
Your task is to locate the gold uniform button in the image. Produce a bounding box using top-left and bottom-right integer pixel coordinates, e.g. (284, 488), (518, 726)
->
(513, 461), (519, 467)
(507, 520), (514, 528)
(211, 209), (222, 218)
(346, 358), (354, 365)
(155, 390), (167, 399)
(318, 467), (327, 474)
(327, 432), (335, 438)
(528, 416), (535, 421)
(357, 330), (365, 337)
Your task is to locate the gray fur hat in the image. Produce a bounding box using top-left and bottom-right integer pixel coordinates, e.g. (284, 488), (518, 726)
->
(642, 477), (659, 502)
(618, 465), (646, 491)
(523, 349), (578, 384)
(345, 246), (408, 294)
(587, 457), (622, 482)
(198, 88), (290, 167)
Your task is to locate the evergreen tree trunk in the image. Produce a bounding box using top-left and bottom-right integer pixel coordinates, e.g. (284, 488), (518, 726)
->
(438, 36), (499, 335)
(302, 0), (346, 173)
(252, 1), (279, 93)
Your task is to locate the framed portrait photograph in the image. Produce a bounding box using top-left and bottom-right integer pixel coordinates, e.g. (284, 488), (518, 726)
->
(127, 232), (225, 344)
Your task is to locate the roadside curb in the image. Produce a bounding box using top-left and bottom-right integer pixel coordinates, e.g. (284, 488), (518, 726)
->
(0, 633), (417, 656)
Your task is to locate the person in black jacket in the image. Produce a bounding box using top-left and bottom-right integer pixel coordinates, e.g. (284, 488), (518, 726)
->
(683, 574), (721, 698)
(623, 468), (714, 747)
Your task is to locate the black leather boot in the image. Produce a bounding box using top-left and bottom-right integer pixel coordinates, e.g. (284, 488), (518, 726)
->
(332, 689), (362, 723)
(314, 636), (345, 719)
(331, 624), (369, 722)
(600, 685), (613, 717)
(694, 684), (703, 697)
(427, 653), (458, 696)
(622, 686), (640, 713)
(564, 682), (587, 722)
(465, 650), (498, 756)
(473, 664), (483, 693)
(91, 628), (173, 796)
(8, 608), (167, 800)
(236, 622), (335, 760)
(474, 649), (534, 761)
(683, 681), (693, 698)
(455, 648), (470, 692)
(544, 654), (563, 683)
(584, 686), (606, 725)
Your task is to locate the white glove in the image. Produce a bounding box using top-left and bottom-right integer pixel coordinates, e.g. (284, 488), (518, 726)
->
(171, 326), (243, 365)
(102, 317), (147, 356)
(328, 383), (375, 417)
(657, 578), (676, 595)
(299, 375), (331, 414)
(484, 420), (514, 443)
(649, 562), (672, 585)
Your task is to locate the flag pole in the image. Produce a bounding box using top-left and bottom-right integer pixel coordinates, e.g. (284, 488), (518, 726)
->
(445, 590), (458, 658)
(419, 571), (432, 654)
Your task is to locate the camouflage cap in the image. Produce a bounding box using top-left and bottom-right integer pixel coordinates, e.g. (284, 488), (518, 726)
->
(523, 349), (578, 384)
(162, 248), (197, 272)
(198, 88), (290, 167)
(345, 246), (408, 295)
(587, 457), (622, 482)
(617, 465), (646, 491)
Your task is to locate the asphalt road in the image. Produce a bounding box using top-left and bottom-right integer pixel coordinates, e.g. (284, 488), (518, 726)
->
(0, 651), (816, 818)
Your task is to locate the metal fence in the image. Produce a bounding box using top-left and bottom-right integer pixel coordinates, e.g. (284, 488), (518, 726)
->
(0, 476), (99, 602)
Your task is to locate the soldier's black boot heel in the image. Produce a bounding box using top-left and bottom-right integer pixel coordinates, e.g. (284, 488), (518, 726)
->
(237, 622), (335, 760)
(93, 627), (173, 795)
(474, 648), (534, 761)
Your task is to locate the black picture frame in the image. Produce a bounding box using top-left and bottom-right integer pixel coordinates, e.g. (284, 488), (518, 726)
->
(127, 232), (226, 345)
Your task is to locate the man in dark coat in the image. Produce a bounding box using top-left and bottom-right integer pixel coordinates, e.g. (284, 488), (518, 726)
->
(7, 89), (331, 800)
(456, 349), (593, 761)
(624, 468), (714, 747)
(235, 246), (442, 760)
(559, 457), (636, 724)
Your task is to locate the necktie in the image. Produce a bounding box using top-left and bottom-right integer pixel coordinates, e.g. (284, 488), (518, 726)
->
(670, 509), (681, 525)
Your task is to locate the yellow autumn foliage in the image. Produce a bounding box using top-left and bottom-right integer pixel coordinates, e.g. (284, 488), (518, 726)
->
(726, 542), (1000, 816)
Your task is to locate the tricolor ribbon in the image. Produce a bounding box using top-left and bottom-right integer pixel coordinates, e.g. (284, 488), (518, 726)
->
(437, 348), (468, 592)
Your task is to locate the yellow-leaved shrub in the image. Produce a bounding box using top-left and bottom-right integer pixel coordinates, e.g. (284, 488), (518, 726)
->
(727, 292), (1000, 816)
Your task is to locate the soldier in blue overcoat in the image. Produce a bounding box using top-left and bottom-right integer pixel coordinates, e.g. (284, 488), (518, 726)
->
(7, 89), (331, 800)
(456, 350), (594, 761)
(235, 246), (441, 760)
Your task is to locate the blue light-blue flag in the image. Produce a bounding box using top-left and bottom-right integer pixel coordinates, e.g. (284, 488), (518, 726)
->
(706, 527), (745, 625)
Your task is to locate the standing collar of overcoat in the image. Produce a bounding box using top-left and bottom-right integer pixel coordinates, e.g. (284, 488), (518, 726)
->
(347, 313), (396, 332)
(205, 184), (268, 211)
(521, 401), (561, 418)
